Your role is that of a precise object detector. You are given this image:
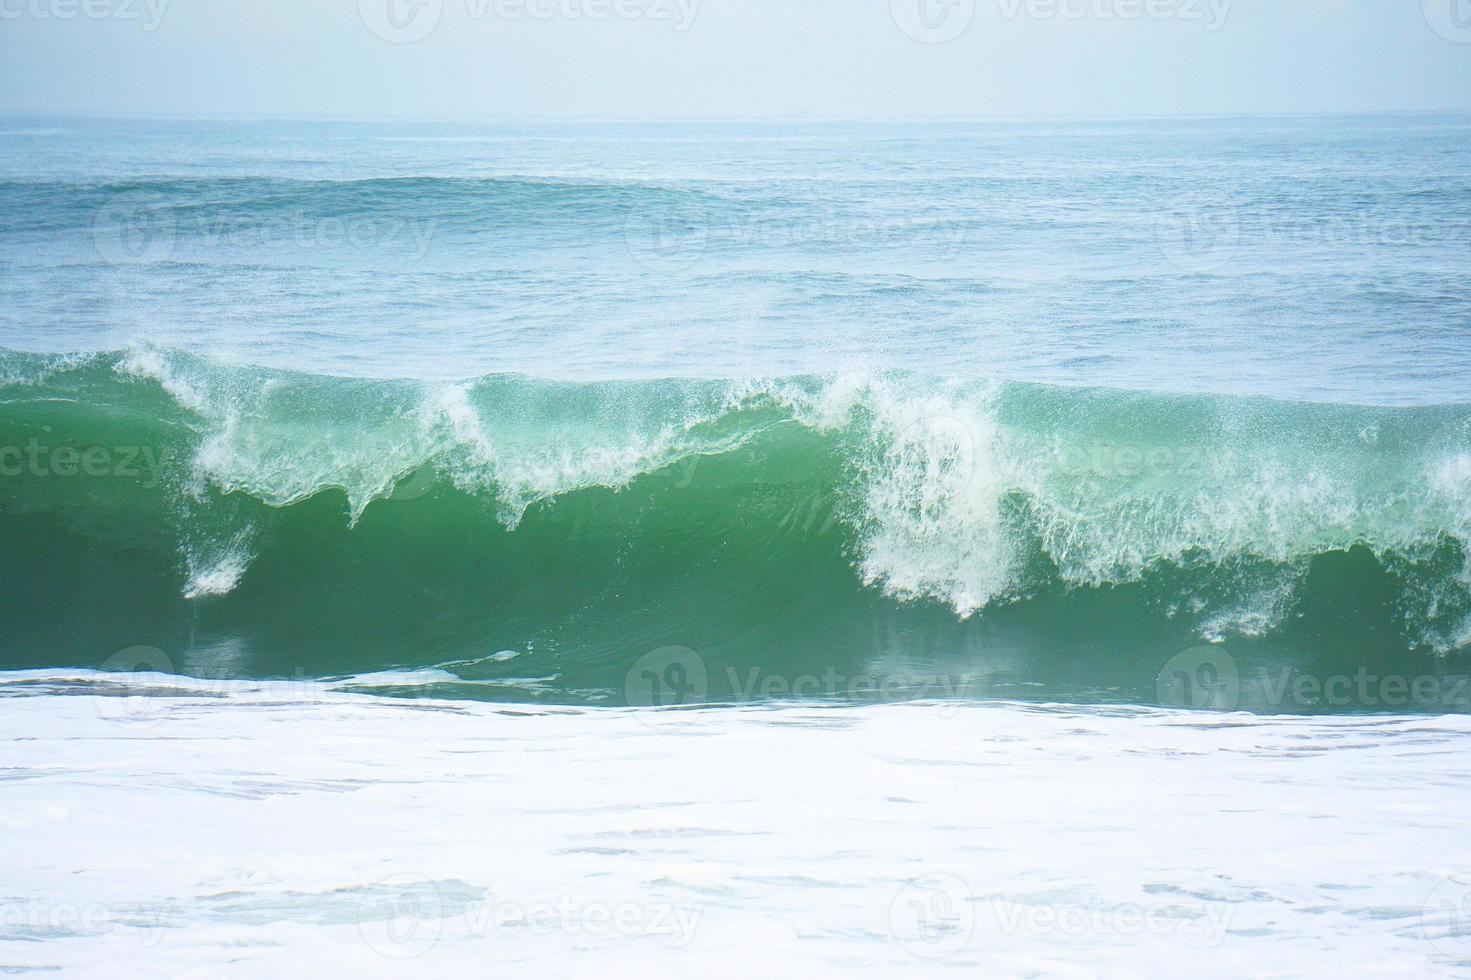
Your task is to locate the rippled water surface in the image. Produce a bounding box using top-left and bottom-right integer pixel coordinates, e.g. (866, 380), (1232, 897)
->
(3, 114), (1470, 403)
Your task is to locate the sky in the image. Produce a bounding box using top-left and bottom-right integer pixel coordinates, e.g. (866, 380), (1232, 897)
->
(0, 0), (1469, 119)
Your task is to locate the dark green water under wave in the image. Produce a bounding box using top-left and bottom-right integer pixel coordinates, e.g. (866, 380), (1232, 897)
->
(2, 348), (1469, 712)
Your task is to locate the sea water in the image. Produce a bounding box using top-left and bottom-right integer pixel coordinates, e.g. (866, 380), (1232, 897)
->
(1, 114), (1470, 976)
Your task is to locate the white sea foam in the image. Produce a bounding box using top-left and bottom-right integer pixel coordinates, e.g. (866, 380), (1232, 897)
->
(2, 683), (1468, 976)
(849, 378), (1012, 616)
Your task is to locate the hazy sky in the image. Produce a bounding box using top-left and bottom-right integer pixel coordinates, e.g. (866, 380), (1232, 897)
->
(1, 0), (1469, 119)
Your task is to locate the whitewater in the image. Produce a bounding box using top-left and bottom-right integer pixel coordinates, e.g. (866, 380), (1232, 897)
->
(3, 683), (1470, 977)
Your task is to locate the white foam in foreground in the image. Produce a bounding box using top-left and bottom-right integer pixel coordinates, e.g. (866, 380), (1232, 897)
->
(1, 676), (1469, 978)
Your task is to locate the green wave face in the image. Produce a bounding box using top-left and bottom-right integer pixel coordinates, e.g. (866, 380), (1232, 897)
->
(2, 348), (1470, 712)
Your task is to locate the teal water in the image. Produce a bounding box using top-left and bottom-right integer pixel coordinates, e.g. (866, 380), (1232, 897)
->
(3, 114), (1469, 400)
(5, 113), (1471, 979)
(1, 115), (1470, 710)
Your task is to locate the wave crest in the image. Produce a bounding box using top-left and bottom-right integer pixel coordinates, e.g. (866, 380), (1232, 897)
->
(2, 346), (1469, 665)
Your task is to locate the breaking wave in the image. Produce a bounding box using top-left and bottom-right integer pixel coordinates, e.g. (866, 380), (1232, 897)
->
(2, 346), (1469, 708)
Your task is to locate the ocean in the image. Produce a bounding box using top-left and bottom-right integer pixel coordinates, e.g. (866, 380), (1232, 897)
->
(2, 114), (1471, 976)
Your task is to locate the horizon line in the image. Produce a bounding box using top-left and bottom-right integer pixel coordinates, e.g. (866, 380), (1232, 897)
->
(3, 107), (1470, 126)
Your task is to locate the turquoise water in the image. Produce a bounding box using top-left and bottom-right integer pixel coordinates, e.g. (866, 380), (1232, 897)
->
(2, 115), (1471, 709)
(4, 114), (1471, 977)
(3, 114), (1469, 399)
(1, 350), (1470, 710)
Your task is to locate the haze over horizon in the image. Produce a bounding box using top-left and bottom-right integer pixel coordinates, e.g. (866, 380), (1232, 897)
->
(1, 0), (1469, 120)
